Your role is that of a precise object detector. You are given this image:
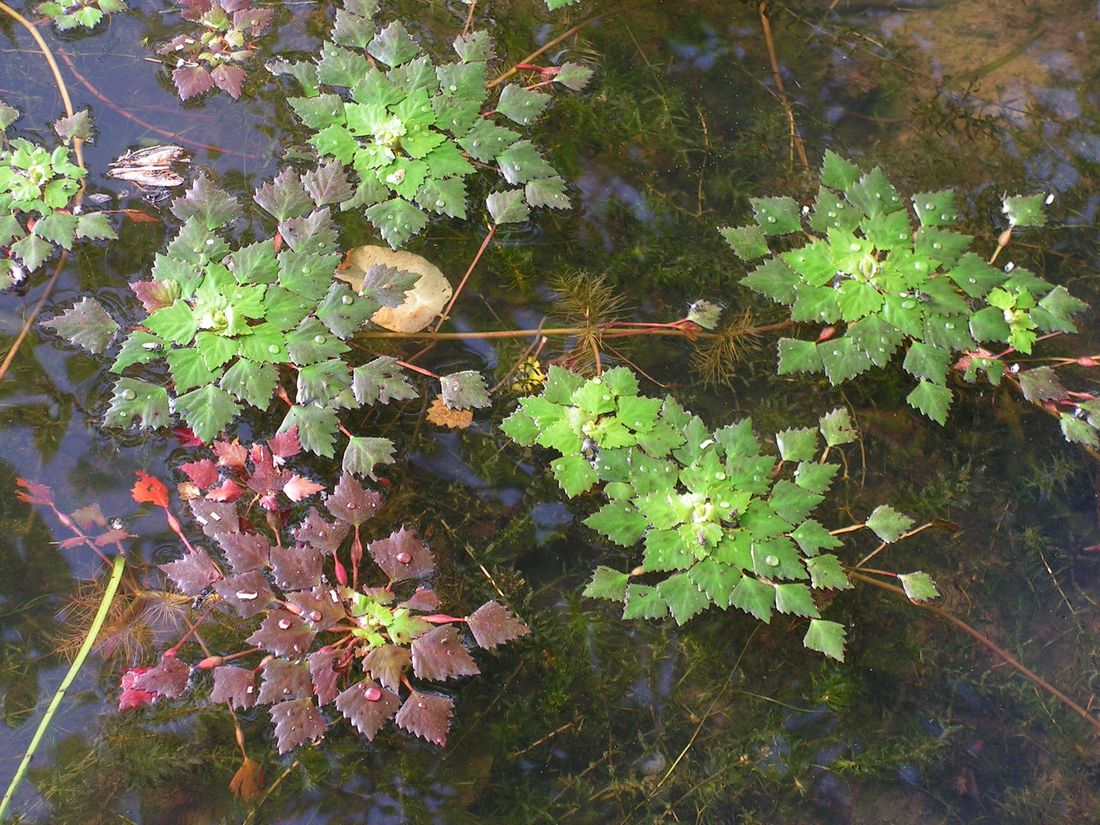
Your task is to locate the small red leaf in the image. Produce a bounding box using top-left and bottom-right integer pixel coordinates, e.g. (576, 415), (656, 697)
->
(15, 478), (53, 506)
(129, 279), (177, 312)
(160, 548), (221, 595)
(118, 666), (157, 710)
(284, 474), (325, 503)
(400, 587), (440, 612)
(294, 508), (350, 554)
(71, 503), (107, 530)
(308, 649), (340, 706)
(94, 528), (132, 547)
(173, 65), (215, 100)
(410, 625), (480, 682)
(335, 679), (400, 740)
(395, 690), (453, 746)
(325, 473), (382, 527)
(363, 645), (411, 693)
(246, 610), (315, 659)
(211, 64), (247, 99)
(132, 470), (169, 508)
(214, 570), (274, 617)
(285, 586), (345, 632)
(206, 478), (244, 502)
(270, 698), (326, 753)
(465, 601), (531, 650)
(181, 459), (219, 489)
(132, 654), (191, 699)
(368, 527), (434, 582)
(257, 658), (312, 704)
(210, 665), (257, 709)
(270, 544), (324, 591)
(212, 440), (248, 468)
(268, 427), (301, 460)
(216, 531), (270, 573)
(173, 426), (203, 446)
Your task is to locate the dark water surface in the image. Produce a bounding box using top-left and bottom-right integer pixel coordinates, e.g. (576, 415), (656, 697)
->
(1, 0), (1099, 822)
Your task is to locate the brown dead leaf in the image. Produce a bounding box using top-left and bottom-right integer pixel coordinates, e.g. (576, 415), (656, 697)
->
(426, 394), (472, 430)
(229, 756), (264, 802)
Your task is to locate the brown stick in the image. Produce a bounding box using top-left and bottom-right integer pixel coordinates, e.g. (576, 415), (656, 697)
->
(850, 570), (1100, 736)
(758, 2), (809, 173)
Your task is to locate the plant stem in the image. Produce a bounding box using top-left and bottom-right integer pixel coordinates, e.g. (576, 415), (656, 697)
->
(0, 553), (126, 820)
(758, 1), (809, 173)
(488, 7), (621, 90)
(849, 570), (1100, 736)
(433, 223), (496, 333)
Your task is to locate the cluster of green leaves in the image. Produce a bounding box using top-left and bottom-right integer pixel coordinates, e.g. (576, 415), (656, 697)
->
(38, 0), (126, 31)
(158, 0), (274, 100)
(724, 152), (1087, 425)
(271, 0), (590, 248)
(43, 170), (495, 475)
(502, 366), (938, 661)
(0, 103), (114, 286)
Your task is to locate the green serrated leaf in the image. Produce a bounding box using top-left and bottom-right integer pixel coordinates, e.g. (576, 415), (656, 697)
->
(486, 189), (529, 224)
(296, 358), (352, 406)
(906, 379), (952, 425)
(818, 338), (872, 384)
(166, 346), (218, 393)
(104, 378), (171, 430)
(1002, 193), (1046, 227)
(820, 151), (860, 189)
(219, 358), (277, 408)
(657, 573), (712, 625)
(415, 177), (468, 219)
(343, 435), (396, 479)
(365, 197), (428, 248)
(729, 576), (773, 622)
(318, 41), (371, 86)
(845, 167), (902, 218)
(286, 317), (350, 366)
(774, 583), (820, 618)
(551, 455), (597, 497)
(170, 173), (241, 229)
(899, 571), (939, 602)
(805, 554), (850, 590)
(768, 480), (823, 524)
(794, 462), (838, 495)
(790, 519), (843, 556)
(440, 370), (490, 409)
(742, 258), (799, 304)
(367, 20), (419, 66)
(496, 84), (550, 126)
(622, 584), (668, 620)
(803, 619), (846, 661)
(316, 281), (375, 339)
(720, 224), (769, 260)
(584, 500), (648, 546)
(583, 566), (630, 602)
(912, 189), (957, 227)
(74, 212), (115, 241)
(775, 427), (817, 462)
(172, 384), (240, 444)
(865, 504), (915, 543)
(750, 196), (801, 235)
(777, 338), (824, 375)
(32, 212), (78, 249)
(280, 404), (339, 457)
(818, 408), (857, 446)
(42, 297), (118, 354)
(901, 341), (950, 385)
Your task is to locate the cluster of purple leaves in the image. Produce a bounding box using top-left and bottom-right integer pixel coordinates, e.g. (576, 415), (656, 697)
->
(135, 437), (529, 753)
(157, 0), (274, 100)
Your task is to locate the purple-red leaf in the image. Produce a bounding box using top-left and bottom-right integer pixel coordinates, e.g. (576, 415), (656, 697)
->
(216, 531), (270, 573)
(400, 587), (440, 612)
(132, 654), (191, 699)
(466, 601), (531, 650)
(270, 698), (326, 753)
(181, 459), (219, 489)
(210, 665), (257, 709)
(270, 543), (324, 591)
(284, 474), (325, 503)
(233, 6), (273, 32)
(130, 279), (178, 312)
(325, 473), (382, 527)
(368, 526), (434, 581)
(212, 440), (248, 468)
(335, 680), (400, 741)
(211, 64), (246, 99)
(160, 548), (221, 595)
(363, 644), (411, 693)
(285, 586), (345, 632)
(308, 649), (340, 705)
(190, 499), (239, 539)
(410, 625), (479, 682)
(257, 658), (312, 704)
(268, 427), (301, 460)
(294, 507), (350, 554)
(173, 65), (215, 100)
(214, 570), (274, 617)
(395, 690), (453, 746)
(246, 610), (315, 659)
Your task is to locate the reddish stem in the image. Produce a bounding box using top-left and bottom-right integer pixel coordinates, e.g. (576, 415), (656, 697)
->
(432, 223), (497, 333)
(420, 614), (466, 624)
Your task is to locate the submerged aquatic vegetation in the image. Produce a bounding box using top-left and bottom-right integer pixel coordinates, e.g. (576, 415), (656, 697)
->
(272, 0), (591, 247)
(132, 435), (529, 753)
(0, 103), (115, 285)
(726, 152), (1087, 427)
(502, 365), (937, 661)
(157, 0), (274, 100)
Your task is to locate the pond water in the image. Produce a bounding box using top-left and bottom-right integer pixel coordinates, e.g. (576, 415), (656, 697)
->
(1, 0), (1099, 822)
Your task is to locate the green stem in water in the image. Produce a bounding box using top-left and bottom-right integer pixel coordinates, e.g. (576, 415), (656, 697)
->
(0, 553), (127, 820)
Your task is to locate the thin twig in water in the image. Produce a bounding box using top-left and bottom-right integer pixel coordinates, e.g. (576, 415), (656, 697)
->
(757, 1), (809, 173)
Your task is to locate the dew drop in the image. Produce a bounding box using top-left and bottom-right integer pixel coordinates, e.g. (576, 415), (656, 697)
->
(766, 216), (776, 223)
(309, 610), (322, 622)
(277, 618), (292, 629)
(715, 472), (726, 481)
(940, 214), (951, 221)
(365, 686), (382, 701)
(396, 551), (412, 564)
(341, 294), (354, 305)
(720, 501), (730, 509)
(313, 335), (326, 344)
(764, 554), (780, 567)
(268, 344), (280, 354)
(924, 202), (934, 210)
(283, 687), (291, 694)
(944, 322), (955, 330)
(827, 211), (836, 218)
(967, 277), (976, 284)
(849, 242), (860, 251)
(932, 242), (942, 250)
(417, 701), (425, 708)
(328, 589), (340, 603)
(246, 685), (254, 694)
(235, 591), (258, 601)
(901, 299), (916, 310)
(121, 389), (135, 400)
(435, 199), (446, 208)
